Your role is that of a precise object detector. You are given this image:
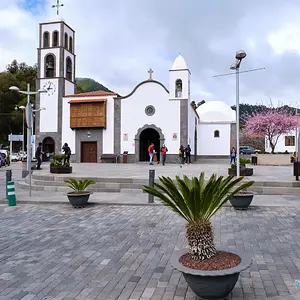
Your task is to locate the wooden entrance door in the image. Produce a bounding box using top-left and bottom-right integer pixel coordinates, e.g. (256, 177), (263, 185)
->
(81, 142), (97, 163)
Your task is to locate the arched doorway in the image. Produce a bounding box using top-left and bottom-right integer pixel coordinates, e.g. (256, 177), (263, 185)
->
(139, 128), (160, 162)
(42, 137), (55, 161)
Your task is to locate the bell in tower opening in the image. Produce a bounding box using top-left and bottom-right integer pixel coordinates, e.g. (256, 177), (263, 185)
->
(66, 57), (72, 81)
(175, 79), (182, 98)
(45, 54), (55, 78)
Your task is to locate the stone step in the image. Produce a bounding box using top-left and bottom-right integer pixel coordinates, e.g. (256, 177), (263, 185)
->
(26, 178), (146, 189)
(31, 174), (147, 184)
(17, 179), (300, 196)
(16, 181), (143, 193)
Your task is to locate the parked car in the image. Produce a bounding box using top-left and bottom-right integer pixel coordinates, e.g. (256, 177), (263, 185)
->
(10, 153), (20, 162)
(240, 146), (260, 155)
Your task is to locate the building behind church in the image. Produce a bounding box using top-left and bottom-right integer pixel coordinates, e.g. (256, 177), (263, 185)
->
(35, 18), (236, 163)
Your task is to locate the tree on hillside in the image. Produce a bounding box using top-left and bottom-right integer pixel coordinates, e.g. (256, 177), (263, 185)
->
(76, 77), (112, 93)
(244, 108), (299, 153)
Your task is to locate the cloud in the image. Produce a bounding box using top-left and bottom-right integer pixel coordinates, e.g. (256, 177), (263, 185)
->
(1, 0), (300, 106)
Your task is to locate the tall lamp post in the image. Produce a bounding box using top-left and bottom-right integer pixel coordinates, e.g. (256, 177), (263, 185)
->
(230, 51), (247, 177)
(9, 84), (46, 197)
(14, 105), (26, 152)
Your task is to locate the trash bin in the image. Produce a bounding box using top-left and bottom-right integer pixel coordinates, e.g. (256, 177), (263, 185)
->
(251, 156), (257, 165)
(294, 161), (300, 180)
(123, 151), (128, 163)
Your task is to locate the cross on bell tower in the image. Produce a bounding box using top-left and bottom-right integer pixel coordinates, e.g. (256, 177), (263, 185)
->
(148, 68), (154, 80)
(52, 0), (64, 16)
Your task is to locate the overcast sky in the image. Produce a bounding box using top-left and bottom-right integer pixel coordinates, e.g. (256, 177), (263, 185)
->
(1, 0), (300, 106)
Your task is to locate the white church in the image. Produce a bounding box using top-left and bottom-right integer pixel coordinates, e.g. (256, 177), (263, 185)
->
(35, 18), (236, 163)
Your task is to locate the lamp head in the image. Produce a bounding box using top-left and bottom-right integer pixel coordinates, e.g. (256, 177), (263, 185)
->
(38, 88), (47, 93)
(9, 86), (20, 92)
(235, 50), (246, 60)
(230, 63), (237, 70)
(19, 105), (25, 109)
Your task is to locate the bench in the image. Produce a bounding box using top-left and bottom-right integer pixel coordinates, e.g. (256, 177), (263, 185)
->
(100, 154), (119, 163)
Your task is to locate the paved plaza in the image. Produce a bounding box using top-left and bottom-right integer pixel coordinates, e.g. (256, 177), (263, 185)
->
(1, 162), (300, 299)
(1, 203), (300, 300)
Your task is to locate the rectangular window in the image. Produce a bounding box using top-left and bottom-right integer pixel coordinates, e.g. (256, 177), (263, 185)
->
(285, 136), (295, 146)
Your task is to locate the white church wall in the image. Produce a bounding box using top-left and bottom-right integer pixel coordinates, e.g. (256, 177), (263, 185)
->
(265, 131), (296, 153)
(39, 48), (60, 79)
(102, 97), (115, 154)
(197, 123), (231, 155)
(62, 94), (75, 154)
(39, 78), (59, 132)
(121, 82), (180, 154)
(188, 105), (197, 154)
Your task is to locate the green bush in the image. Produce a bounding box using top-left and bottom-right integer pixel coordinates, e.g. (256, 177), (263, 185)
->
(50, 154), (70, 167)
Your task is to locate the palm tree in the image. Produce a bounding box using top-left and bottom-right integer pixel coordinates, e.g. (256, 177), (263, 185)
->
(143, 172), (254, 261)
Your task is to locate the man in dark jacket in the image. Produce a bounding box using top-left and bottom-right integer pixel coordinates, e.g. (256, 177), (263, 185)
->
(185, 144), (192, 164)
(35, 142), (43, 170)
(62, 143), (71, 165)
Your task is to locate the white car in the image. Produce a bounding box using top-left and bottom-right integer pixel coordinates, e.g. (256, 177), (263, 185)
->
(11, 153), (20, 162)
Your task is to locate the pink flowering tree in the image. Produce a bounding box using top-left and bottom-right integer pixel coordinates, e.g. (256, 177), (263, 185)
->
(244, 108), (300, 154)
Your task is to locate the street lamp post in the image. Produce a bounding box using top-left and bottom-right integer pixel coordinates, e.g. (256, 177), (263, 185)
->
(15, 105), (27, 152)
(230, 51), (247, 177)
(9, 84), (46, 197)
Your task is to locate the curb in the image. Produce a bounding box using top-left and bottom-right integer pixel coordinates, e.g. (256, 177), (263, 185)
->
(3, 200), (164, 207)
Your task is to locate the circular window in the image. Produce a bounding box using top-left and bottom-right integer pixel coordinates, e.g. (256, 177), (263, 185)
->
(145, 105), (155, 116)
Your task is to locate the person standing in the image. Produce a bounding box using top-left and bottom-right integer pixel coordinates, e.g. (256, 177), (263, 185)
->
(160, 144), (168, 166)
(230, 147), (236, 164)
(185, 144), (191, 164)
(35, 142), (43, 170)
(179, 145), (185, 167)
(148, 143), (154, 165)
(62, 143), (71, 165)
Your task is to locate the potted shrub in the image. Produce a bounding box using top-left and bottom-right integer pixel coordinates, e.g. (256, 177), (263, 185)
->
(64, 178), (96, 208)
(229, 187), (254, 210)
(50, 154), (72, 174)
(228, 158), (253, 176)
(143, 172), (254, 300)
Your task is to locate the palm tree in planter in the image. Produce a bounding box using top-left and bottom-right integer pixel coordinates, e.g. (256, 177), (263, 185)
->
(143, 172), (254, 300)
(64, 178), (95, 208)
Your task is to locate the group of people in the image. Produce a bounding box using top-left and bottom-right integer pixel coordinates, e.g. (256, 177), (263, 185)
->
(35, 142), (71, 170)
(147, 143), (192, 166)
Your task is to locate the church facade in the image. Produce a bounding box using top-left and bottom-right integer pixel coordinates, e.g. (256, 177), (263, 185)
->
(35, 19), (236, 163)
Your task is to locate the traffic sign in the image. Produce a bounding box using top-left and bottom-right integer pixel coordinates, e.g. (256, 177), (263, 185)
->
(8, 134), (24, 142)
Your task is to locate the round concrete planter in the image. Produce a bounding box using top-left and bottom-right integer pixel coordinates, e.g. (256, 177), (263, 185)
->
(170, 248), (252, 300)
(229, 193), (254, 210)
(67, 192), (91, 208)
(50, 166), (72, 174)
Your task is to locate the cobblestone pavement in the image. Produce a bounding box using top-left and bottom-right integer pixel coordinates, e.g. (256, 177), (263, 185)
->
(1, 205), (300, 299)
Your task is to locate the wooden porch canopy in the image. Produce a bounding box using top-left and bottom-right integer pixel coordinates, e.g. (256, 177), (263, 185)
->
(69, 98), (107, 129)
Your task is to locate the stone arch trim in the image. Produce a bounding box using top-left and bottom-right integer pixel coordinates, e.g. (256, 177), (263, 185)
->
(134, 124), (165, 163)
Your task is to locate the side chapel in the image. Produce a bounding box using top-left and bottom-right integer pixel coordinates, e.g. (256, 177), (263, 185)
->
(35, 18), (237, 163)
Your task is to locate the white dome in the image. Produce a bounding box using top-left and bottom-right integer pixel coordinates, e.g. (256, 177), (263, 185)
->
(171, 55), (188, 70)
(196, 101), (236, 122)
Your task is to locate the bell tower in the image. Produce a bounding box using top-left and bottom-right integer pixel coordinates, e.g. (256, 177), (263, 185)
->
(169, 55), (191, 147)
(35, 19), (76, 155)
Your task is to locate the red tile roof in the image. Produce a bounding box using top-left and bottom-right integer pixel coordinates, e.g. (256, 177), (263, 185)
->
(68, 98), (106, 104)
(65, 90), (118, 98)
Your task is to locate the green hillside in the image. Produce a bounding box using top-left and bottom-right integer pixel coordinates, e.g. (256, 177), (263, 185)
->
(76, 77), (112, 93)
